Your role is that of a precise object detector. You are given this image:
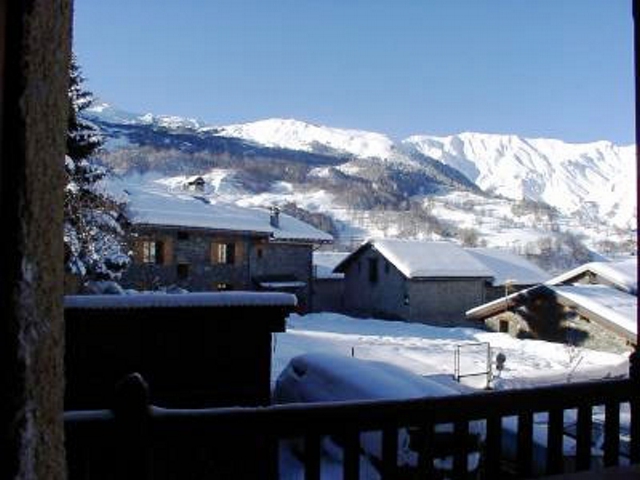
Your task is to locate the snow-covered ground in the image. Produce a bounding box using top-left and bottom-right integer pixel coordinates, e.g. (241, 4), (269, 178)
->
(273, 313), (629, 391)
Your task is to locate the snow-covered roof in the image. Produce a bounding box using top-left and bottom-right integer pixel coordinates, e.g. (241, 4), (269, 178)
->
(466, 283), (637, 344)
(550, 285), (637, 341)
(65, 291), (298, 309)
(466, 248), (550, 286)
(313, 251), (349, 279)
(120, 181), (332, 244)
(548, 259), (637, 295)
(335, 239), (493, 279)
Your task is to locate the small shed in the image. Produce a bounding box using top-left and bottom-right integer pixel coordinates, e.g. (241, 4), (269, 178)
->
(334, 239), (493, 325)
(64, 292), (295, 409)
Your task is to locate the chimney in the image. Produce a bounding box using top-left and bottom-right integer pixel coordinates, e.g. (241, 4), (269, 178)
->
(270, 206), (280, 229)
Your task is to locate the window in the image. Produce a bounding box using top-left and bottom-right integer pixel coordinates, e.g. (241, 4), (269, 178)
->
(368, 258), (378, 283)
(257, 247), (263, 259)
(141, 239), (164, 264)
(211, 242), (236, 264)
(177, 231), (189, 241)
(216, 282), (233, 291)
(177, 263), (190, 280)
(499, 320), (510, 333)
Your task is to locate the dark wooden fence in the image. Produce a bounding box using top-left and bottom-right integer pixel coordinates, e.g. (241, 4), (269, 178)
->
(65, 374), (639, 479)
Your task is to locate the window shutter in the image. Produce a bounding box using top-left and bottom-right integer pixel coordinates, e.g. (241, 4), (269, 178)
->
(234, 241), (243, 263)
(155, 241), (164, 265)
(227, 243), (236, 265)
(133, 239), (144, 264)
(210, 242), (219, 264)
(162, 236), (173, 265)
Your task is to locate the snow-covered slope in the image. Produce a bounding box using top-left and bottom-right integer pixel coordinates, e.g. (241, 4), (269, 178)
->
(213, 118), (398, 160)
(404, 133), (636, 227)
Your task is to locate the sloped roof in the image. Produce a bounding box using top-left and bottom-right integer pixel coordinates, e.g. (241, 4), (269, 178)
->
(466, 283), (637, 343)
(335, 239), (493, 279)
(466, 248), (550, 286)
(548, 259), (637, 295)
(120, 181), (333, 243)
(551, 285), (637, 341)
(313, 252), (349, 279)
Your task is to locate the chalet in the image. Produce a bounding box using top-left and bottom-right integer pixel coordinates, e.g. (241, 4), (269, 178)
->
(334, 239), (494, 325)
(466, 259), (637, 353)
(311, 251), (349, 312)
(119, 181), (332, 311)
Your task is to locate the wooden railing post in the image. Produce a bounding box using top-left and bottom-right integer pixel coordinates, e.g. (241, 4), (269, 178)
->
(113, 373), (151, 480)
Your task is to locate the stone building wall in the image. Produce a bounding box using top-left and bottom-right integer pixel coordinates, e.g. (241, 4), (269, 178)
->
(485, 308), (634, 354)
(342, 248), (409, 320)
(252, 242), (313, 311)
(342, 247), (488, 325)
(123, 228), (254, 291)
(407, 278), (487, 326)
(122, 227), (314, 310)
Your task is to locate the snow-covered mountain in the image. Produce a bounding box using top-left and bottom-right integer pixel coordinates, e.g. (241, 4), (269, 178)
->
(214, 118), (398, 161)
(404, 133), (636, 228)
(87, 103), (636, 231)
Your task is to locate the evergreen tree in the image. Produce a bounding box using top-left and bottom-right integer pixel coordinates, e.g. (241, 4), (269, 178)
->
(64, 57), (131, 283)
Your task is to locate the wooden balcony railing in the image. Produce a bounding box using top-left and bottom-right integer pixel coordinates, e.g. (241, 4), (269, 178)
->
(65, 374), (639, 480)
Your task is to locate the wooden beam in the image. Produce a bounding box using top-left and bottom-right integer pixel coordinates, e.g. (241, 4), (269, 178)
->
(0, 0), (71, 478)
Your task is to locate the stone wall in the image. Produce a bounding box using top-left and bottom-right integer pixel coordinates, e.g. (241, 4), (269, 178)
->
(342, 247), (487, 325)
(253, 242), (313, 310)
(342, 248), (409, 320)
(123, 228), (314, 310)
(485, 309), (634, 354)
(407, 278), (487, 325)
(123, 228), (254, 291)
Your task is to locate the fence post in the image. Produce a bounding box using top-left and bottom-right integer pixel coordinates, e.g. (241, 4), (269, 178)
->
(113, 373), (151, 480)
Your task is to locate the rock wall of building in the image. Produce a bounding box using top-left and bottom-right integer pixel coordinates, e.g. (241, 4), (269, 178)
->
(342, 248), (487, 325)
(343, 249), (409, 320)
(407, 278), (486, 325)
(123, 229), (314, 310)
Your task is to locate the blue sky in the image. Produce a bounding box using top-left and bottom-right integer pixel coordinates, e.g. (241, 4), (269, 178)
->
(74, 1), (634, 144)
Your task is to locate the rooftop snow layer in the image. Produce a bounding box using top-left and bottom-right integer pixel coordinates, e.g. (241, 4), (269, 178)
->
(549, 259), (637, 294)
(313, 252), (349, 279)
(64, 291), (298, 309)
(117, 180), (332, 243)
(466, 248), (550, 286)
(338, 239), (494, 279)
(551, 284), (637, 338)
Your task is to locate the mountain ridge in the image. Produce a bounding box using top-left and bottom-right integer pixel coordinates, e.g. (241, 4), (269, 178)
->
(87, 102), (636, 232)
